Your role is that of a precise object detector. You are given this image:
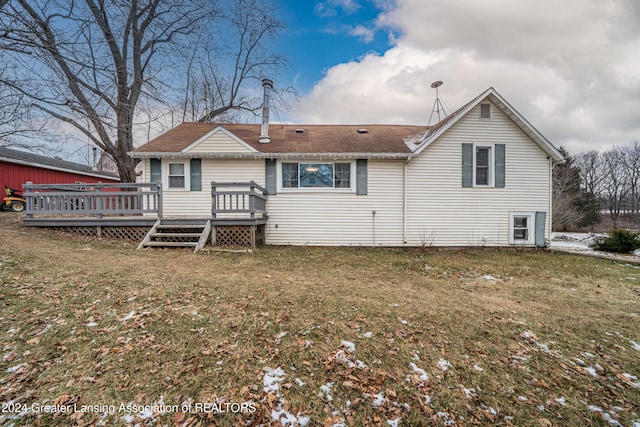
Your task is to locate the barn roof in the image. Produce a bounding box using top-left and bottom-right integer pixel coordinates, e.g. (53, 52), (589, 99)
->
(0, 147), (120, 181)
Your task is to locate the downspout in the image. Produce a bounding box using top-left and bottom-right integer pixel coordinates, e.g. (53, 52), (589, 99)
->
(403, 157), (412, 244)
(372, 210), (377, 247)
(548, 157), (553, 244)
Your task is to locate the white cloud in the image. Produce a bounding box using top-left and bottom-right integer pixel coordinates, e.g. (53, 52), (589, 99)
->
(296, 0), (640, 154)
(315, 0), (361, 17)
(349, 25), (375, 43)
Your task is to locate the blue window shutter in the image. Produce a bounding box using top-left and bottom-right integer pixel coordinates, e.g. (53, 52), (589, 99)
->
(190, 159), (202, 191)
(495, 144), (505, 188)
(462, 143), (473, 187)
(150, 158), (161, 183)
(265, 159), (277, 195)
(535, 211), (547, 247)
(356, 159), (367, 195)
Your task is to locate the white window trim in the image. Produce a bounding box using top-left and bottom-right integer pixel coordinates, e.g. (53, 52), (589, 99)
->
(163, 160), (191, 191)
(473, 143), (495, 187)
(277, 160), (356, 193)
(509, 212), (535, 245)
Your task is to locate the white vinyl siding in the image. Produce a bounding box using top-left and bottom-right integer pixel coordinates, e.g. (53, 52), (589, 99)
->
(265, 160), (404, 246)
(156, 158), (265, 217)
(406, 101), (551, 247)
(185, 129), (254, 153)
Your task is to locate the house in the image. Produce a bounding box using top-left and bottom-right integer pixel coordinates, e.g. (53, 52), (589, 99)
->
(130, 83), (564, 247)
(0, 146), (120, 191)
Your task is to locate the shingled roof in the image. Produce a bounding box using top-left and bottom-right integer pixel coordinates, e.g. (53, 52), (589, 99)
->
(0, 146), (120, 180)
(132, 123), (430, 155)
(131, 87), (563, 163)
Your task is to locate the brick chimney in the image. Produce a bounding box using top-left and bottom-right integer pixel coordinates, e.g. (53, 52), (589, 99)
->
(259, 79), (274, 144)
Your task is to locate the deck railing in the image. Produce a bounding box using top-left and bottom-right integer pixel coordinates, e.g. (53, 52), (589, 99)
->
(23, 182), (162, 219)
(211, 181), (267, 220)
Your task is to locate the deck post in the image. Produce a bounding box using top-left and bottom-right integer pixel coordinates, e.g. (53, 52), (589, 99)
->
(156, 183), (163, 219)
(96, 185), (103, 219)
(250, 225), (256, 248)
(24, 181), (33, 219)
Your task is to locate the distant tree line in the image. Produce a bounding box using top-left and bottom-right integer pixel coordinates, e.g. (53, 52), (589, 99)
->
(554, 141), (640, 230)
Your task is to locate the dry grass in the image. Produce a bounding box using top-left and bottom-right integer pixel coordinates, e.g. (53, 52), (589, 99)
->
(0, 213), (638, 426)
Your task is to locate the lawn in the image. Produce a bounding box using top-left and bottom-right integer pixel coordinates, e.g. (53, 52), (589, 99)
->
(0, 214), (638, 426)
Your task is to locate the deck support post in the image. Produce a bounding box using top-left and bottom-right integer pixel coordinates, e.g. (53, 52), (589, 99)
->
(250, 225), (256, 248)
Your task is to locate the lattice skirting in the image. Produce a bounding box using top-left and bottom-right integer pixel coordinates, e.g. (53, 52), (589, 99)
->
(213, 225), (265, 247)
(55, 226), (149, 241)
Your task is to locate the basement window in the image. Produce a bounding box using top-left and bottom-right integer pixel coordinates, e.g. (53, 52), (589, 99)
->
(509, 212), (534, 245)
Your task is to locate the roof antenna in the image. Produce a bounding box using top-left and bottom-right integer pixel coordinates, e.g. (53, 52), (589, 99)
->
(428, 81), (448, 125)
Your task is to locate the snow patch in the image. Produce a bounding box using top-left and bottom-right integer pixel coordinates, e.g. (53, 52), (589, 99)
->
(371, 392), (386, 407)
(341, 340), (356, 353)
(263, 367), (286, 393)
(437, 359), (452, 371)
(386, 418), (401, 427)
(584, 367), (598, 377)
(120, 311), (135, 321)
(410, 362), (429, 381)
(320, 382), (334, 402)
(6, 363), (26, 373)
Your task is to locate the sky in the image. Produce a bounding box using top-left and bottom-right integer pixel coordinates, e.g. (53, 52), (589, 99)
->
(273, 0), (640, 155)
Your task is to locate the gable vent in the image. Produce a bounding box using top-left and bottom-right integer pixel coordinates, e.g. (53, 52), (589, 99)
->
(295, 128), (304, 133)
(357, 129), (368, 134)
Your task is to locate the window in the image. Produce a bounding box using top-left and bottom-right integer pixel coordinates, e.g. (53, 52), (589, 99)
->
(282, 163), (298, 188)
(474, 146), (492, 186)
(462, 143), (505, 188)
(301, 163), (334, 188)
(335, 163), (351, 188)
(509, 212), (534, 245)
(281, 162), (351, 189)
(513, 216), (529, 240)
(480, 103), (491, 119)
(168, 163), (185, 188)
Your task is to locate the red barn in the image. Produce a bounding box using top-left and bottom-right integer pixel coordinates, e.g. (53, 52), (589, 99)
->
(0, 147), (120, 192)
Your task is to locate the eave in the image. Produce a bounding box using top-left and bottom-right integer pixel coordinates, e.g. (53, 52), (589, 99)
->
(128, 151), (413, 160)
(412, 88), (565, 164)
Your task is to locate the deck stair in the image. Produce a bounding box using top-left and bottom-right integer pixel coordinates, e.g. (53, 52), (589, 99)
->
(138, 219), (211, 252)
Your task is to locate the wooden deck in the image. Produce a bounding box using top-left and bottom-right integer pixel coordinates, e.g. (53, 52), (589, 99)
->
(22, 181), (269, 247)
(22, 216), (159, 227)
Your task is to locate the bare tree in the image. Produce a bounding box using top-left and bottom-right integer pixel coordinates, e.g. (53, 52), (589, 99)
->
(552, 147), (584, 230)
(619, 142), (640, 218)
(600, 148), (629, 228)
(0, 0), (286, 181)
(575, 150), (605, 197)
(0, 67), (49, 148)
(179, 0), (289, 124)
